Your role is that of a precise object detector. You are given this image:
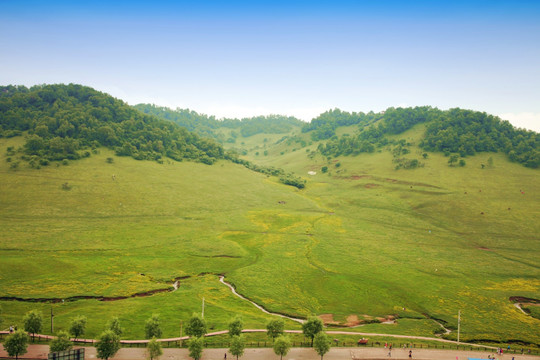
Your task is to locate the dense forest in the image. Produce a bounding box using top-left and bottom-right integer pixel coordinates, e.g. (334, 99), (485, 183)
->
(312, 107), (539, 168)
(0, 84), (225, 166)
(134, 104), (304, 141)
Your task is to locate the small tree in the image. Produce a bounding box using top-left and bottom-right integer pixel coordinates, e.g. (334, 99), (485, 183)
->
(50, 331), (73, 352)
(145, 314), (162, 339)
(188, 336), (204, 360)
(95, 330), (120, 360)
(448, 154), (459, 166)
(313, 332), (331, 360)
(4, 330), (29, 360)
(273, 335), (291, 360)
(107, 317), (123, 336)
(186, 313), (207, 338)
(302, 316), (324, 346)
(147, 337), (163, 360)
(459, 159), (466, 167)
(70, 315), (87, 340)
(228, 316), (243, 337)
(266, 318), (284, 341)
(23, 310), (43, 342)
(229, 335), (245, 360)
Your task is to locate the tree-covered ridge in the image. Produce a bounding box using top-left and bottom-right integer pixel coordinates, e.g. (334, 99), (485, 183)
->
(0, 84), (225, 165)
(311, 106), (538, 168)
(132, 104), (221, 140)
(301, 108), (379, 140)
(134, 104), (304, 140)
(421, 108), (539, 168)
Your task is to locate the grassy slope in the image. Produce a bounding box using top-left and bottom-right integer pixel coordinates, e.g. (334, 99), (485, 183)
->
(1, 123), (539, 344)
(0, 136), (310, 337)
(226, 125), (540, 343)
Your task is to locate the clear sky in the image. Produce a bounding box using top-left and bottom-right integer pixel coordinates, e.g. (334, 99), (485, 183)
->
(1, 0), (539, 131)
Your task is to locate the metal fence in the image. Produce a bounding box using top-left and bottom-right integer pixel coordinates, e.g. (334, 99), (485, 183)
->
(48, 348), (85, 360)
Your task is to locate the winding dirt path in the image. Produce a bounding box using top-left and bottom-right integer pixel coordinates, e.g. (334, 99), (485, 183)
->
(218, 276), (305, 323)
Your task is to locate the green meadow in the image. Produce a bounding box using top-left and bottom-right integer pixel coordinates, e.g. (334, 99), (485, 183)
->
(1, 124), (539, 346)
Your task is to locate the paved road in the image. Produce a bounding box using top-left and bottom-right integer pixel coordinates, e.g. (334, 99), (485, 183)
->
(1, 344), (539, 360)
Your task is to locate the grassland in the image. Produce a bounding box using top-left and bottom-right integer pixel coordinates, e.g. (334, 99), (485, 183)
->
(1, 125), (539, 345)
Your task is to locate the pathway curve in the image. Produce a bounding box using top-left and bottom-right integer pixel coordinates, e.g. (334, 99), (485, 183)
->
(218, 276), (305, 324)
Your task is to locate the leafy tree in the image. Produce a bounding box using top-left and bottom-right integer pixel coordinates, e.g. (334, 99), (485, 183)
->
(107, 317), (123, 336)
(185, 313), (207, 338)
(229, 335), (245, 360)
(302, 316), (324, 346)
(147, 337), (163, 360)
(95, 330), (120, 360)
(448, 154), (459, 166)
(188, 336), (204, 360)
(23, 310), (43, 342)
(145, 314), (162, 339)
(266, 319), (284, 341)
(273, 335), (291, 360)
(50, 331), (73, 352)
(228, 316), (243, 337)
(69, 315), (87, 340)
(313, 332), (331, 360)
(459, 159), (466, 167)
(4, 330), (29, 360)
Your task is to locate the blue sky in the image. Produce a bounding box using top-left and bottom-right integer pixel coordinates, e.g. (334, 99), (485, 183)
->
(1, 1), (539, 131)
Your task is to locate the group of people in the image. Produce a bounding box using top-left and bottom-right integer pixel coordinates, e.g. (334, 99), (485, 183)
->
(384, 343), (412, 358)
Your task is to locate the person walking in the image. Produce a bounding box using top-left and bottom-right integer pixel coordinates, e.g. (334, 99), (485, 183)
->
(409, 350), (412, 358)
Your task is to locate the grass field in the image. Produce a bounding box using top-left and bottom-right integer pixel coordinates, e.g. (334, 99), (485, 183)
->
(1, 126), (539, 345)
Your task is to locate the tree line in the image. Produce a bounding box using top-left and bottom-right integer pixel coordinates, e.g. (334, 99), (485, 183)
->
(134, 104), (304, 141)
(2, 308), (332, 360)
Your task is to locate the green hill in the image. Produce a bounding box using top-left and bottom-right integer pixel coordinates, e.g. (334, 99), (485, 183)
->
(0, 84), (225, 165)
(0, 85), (539, 346)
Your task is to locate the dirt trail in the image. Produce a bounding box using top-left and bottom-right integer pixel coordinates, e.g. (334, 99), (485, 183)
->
(218, 276), (305, 323)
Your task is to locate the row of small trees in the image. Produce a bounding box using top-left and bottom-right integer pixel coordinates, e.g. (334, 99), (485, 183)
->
(3, 310), (332, 360)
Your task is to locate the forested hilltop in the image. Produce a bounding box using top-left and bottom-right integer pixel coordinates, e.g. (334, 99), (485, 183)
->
(133, 103), (304, 142)
(0, 84), (225, 167)
(1, 84), (537, 170)
(308, 107), (539, 168)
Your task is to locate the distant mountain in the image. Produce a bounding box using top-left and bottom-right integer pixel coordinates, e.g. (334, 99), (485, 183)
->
(133, 103), (304, 142)
(0, 84), (225, 166)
